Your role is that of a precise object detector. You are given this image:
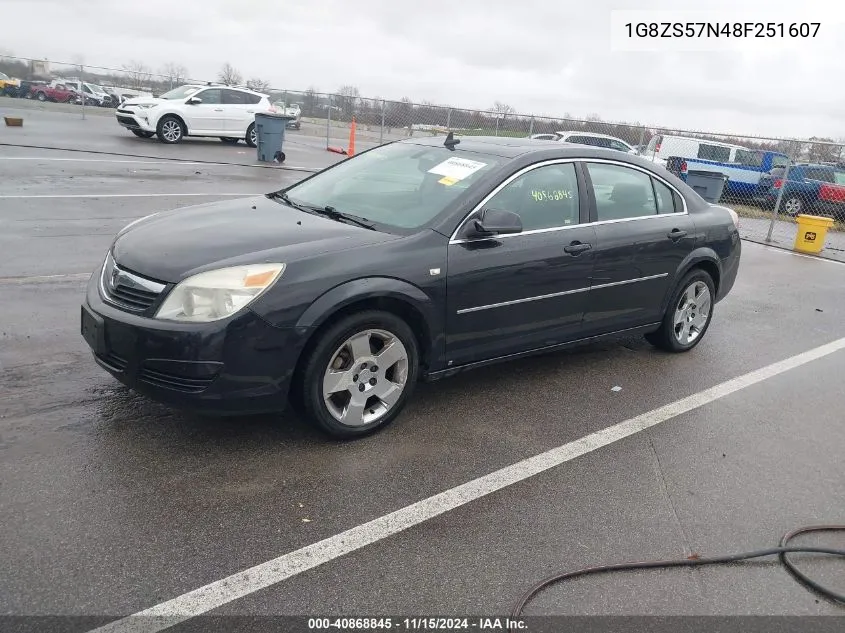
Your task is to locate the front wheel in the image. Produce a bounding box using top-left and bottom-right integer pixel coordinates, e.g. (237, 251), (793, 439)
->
(245, 123), (257, 148)
(645, 270), (715, 352)
(298, 311), (420, 439)
(156, 116), (185, 144)
(36, 92), (46, 102)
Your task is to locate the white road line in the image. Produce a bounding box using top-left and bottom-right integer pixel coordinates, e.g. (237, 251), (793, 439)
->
(755, 243), (845, 266)
(86, 335), (845, 633)
(0, 273), (91, 285)
(0, 193), (259, 199)
(0, 158), (207, 165)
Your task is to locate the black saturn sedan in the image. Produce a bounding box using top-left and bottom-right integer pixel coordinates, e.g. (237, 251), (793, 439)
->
(81, 135), (741, 438)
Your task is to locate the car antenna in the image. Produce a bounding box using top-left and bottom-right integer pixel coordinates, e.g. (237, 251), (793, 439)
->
(444, 131), (460, 150)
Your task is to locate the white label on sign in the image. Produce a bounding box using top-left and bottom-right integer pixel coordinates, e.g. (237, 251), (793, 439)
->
(428, 157), (487, 181)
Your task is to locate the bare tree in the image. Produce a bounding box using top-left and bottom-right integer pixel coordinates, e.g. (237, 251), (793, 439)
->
(160, 62), (189, 88)
(302, 86), (319, 116)
(245, 77), (272, 93)
(807, 137), (839, 163)
(122, 60), (152, 89)
(337, 85), (360, 120)
(492, 101), (515, 117)
(218, 62), (243, 86)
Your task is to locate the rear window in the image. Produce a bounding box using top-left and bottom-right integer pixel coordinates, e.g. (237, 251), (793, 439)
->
(697, 144), (730, 162)
(772, 155), (789, 169)
(803, 168), (834, 182)
(734, 149), (763, 167)
(833, 171), (845, 185)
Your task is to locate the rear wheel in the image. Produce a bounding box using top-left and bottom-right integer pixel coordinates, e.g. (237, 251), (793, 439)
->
(645, 269), (715, 353)
(219, 137), (240, 144)
(298, 311), (419, 439)
(156, 115), (185, 144)
(131, 130), (154, 138)
(245, 123), (257, 148)
(782, 195), (803, 216)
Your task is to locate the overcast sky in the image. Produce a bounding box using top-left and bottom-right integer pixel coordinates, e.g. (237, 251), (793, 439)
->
(3, 0), (840, 139)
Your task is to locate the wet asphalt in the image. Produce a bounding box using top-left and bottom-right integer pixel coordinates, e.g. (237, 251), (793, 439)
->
(1, 102), (844, 630)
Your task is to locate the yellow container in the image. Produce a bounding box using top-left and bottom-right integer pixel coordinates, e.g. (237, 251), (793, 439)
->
(793, 214), (834, 254)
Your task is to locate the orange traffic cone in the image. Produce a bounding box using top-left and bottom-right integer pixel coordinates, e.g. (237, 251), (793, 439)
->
(348, 117), (356, 157)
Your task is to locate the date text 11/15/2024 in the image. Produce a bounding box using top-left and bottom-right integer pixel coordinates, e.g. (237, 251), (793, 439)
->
(308, 617), (528, 630)
(623, 22), (820, 38)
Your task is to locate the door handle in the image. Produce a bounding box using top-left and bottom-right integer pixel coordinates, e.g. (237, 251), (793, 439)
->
(668, 229), (688, 241)
(564, 241), (592, 255)
(214, 108), (224, 112)
(246, 110), (255, 114)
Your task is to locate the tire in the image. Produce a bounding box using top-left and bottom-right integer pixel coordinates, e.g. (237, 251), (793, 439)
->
(645, 269), (716, 353)
(245, 123), (257, 148)
(156, 115), (185, 144)
(36, 91), (46, 102)
(219, 137), (240, 144)
(298, 310), (420, 439)
(782, 195), (803, 217)
(131, 130), (154, 138)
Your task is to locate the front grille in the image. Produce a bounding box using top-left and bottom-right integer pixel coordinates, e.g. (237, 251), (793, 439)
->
(117, 115), (139, 127)
(117, 108), (133, 115)
(139, 367), (217, 394)
(101, 254), (166, 313)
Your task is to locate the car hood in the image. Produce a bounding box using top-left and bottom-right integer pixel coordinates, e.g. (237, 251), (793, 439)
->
(121, 97), (168, 108)
(111, 195), (400, 283)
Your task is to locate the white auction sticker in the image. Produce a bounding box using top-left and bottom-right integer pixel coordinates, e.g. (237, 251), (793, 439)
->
(428, 157), (487, 181)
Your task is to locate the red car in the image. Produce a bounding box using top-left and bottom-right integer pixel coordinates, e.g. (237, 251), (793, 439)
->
(31, 82), (79, 103)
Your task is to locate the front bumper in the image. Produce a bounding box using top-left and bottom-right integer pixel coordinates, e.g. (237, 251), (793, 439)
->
(115, 110), (156, 132)
(81, 271), (309, 415)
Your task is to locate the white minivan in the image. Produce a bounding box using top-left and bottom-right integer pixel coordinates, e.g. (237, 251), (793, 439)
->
(642, 134), (749, 167)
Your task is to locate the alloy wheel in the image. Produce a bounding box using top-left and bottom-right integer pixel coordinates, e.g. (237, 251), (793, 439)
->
(322, 329), (409, 427)
(673, 281), (711, 345)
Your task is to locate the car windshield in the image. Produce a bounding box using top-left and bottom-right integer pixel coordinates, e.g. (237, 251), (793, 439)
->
(278, 142), (503, 231)
(85, 83), (105, 94)
(834, 171), (845, 186)
(158, 85), (201, 100)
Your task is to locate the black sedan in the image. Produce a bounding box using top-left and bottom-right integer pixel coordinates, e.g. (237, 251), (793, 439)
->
(81, 136), (741, 438)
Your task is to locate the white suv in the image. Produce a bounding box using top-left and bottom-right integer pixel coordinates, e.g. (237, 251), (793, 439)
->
(116, 84), (274, 146)
(555, 131), (638, 154)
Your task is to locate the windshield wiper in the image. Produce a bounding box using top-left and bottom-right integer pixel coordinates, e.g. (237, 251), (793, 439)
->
(268, 192), (376, 230)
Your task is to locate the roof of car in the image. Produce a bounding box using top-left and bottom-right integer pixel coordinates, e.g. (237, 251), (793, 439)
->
(399, 135), (643, 160)
(555, 131), (627, 141)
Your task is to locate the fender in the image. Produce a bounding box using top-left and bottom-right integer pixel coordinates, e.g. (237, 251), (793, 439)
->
(659, 247), (723, 314)
(294, 276), (445, 369)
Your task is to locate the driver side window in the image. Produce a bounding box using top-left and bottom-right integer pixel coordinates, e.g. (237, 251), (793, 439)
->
(194, 89), (222, 105)
(484, 163), (580, 231)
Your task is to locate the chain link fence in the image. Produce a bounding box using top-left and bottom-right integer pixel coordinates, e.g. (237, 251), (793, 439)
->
(2, 54), (844, 260)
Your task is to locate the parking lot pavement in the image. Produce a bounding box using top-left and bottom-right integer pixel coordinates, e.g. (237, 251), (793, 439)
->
(739, 216), (845, 264)
(1, 128), (844, 630)
(0, 97), (356, 172)
(2, 216), (844, 631)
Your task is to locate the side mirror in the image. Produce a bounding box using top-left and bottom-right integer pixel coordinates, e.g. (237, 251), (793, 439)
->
(467, 208), (522, 238)
(187, 97), (202, 105)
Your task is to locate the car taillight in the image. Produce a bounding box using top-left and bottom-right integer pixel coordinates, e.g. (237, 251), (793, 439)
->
(819, 183), (845, 203)
(680, 160), (687, 174)
(773, 179), (783, 188)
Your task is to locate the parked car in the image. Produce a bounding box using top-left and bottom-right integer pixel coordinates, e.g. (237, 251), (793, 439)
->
(665, 150), (789, 199)
(116, 84), (274, 145)
(273, 101), (302, 129)
(14, 80), (47, 98)
(641, 134), (750, 167)
(754, 163), (845, 219)
(0, 71), (21, 95)
(556, 131), (638, 154)
(61, 80), (113, 107)
(80, 137), (741, 438)
(31, 82), (80, 103)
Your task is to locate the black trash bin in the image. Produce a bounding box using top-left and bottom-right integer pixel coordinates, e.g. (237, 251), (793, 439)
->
(255, 112), (295, 163)
(686, 170), (728, 203)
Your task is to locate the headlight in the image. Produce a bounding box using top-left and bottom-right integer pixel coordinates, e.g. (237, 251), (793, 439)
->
(135, 103), (157, 109)
(155, 263), (286, 322)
